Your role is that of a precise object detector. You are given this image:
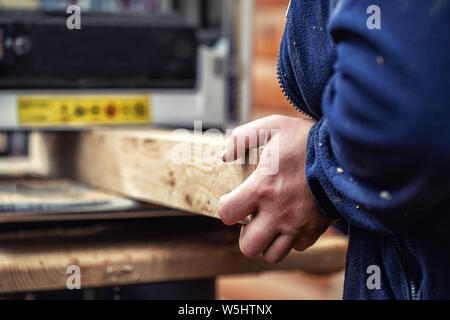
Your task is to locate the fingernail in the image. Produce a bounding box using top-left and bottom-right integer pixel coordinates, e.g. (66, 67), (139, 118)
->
(239, 225), (245, 240)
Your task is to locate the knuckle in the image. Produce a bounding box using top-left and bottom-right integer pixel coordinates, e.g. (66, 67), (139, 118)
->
(265, 211), (294, 233)
(269, 212), (285, 227)
(255, 184), (274, 200)
(277, 207), (296, 224)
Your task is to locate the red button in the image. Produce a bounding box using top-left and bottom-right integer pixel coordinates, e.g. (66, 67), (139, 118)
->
(105, 104), (117, 118)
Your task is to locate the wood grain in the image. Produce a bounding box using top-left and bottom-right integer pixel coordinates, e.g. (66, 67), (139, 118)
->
(46, 128), (258, 220)
(0, 217), (348, 293)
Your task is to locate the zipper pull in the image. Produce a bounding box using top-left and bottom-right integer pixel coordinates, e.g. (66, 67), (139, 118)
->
(285, 0), (291, 17)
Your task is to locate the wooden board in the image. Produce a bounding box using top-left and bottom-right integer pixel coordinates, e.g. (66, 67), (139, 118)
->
(44, 128), (258, 220)
(0, 177), (191, 223)
(0, 217), (348, 293)
(0, 178), (136, 213)
(0, 208), (188, 224)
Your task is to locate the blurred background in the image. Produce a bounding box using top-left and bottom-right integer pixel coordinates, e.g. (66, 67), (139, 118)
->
(252, 0), (298, 119)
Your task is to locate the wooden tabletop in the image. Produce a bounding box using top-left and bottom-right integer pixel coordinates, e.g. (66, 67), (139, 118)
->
(0, 216), (347, 293)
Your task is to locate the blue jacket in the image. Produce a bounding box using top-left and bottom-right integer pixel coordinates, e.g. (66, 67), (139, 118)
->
(278, 0), (450, 299)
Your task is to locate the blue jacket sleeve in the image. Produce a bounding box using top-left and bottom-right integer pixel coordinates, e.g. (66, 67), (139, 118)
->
(306, 0), (450, 234)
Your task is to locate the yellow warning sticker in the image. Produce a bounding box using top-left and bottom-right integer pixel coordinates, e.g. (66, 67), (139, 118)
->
(17, 95), (151, 126)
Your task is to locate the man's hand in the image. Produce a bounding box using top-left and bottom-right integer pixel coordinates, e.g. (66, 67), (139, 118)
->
(219, 115), (335, 264)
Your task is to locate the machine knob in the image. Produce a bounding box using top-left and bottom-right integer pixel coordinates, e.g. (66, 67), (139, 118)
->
(13, 36), (32, 56)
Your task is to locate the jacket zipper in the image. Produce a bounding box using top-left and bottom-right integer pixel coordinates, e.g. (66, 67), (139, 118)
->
(276, 53), (313, 119)
(393, 236), (419, 300)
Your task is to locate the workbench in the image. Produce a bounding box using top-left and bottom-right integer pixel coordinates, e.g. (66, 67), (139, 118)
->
(0, 215), (347, 295)
(0, 130), (348, 298)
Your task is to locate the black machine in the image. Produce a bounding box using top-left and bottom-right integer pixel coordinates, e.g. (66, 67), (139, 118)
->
(0, 0), (253, 128)
(0, 11), (198, 89)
